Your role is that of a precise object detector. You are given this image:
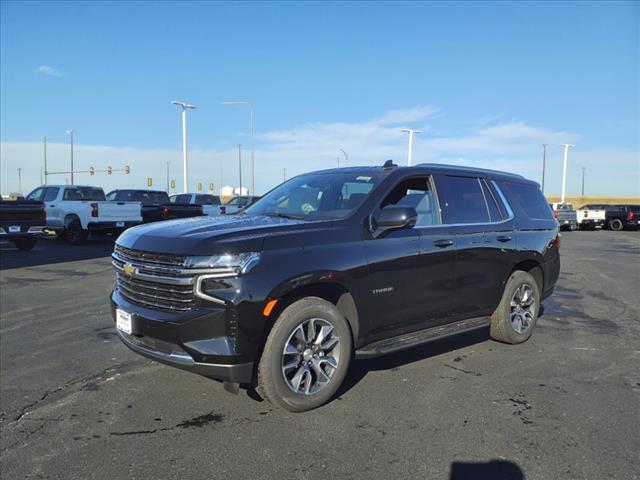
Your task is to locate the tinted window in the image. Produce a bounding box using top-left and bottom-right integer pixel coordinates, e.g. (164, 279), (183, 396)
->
(132, 191), (169, 204)
(63, 187), (105, 201)
(26, 187), (45, 201)
(480, 180), (502, 222)
(381, 176), (439, 227)
(499, 181), (552, 220)
(173, 194), (191, 205)
(43, 187), (59, 202)
(195, 195), (220, 206)
(435, 176), (490, 224)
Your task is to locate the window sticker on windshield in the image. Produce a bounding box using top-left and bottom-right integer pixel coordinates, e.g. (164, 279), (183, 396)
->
(356, 176), (372, 182)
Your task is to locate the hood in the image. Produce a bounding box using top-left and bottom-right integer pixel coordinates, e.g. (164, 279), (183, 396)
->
(116, 214), (330, 255)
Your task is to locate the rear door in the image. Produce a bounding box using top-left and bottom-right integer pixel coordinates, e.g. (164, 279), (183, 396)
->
(433, 174), (515, 320)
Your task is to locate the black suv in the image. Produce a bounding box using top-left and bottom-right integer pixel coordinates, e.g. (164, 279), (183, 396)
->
(111, 162), (560, 411)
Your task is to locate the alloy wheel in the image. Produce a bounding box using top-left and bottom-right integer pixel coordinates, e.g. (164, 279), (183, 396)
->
(510, 284), (535, 334)
(281, 318), (340, 395)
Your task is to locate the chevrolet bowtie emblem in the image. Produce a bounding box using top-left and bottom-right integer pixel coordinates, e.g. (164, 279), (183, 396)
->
(123, 263), (137, 276)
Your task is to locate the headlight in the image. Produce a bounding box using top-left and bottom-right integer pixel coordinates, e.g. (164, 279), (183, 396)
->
(184, 252), (261, 276)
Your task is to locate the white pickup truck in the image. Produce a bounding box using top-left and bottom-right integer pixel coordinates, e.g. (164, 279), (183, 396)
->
(25, 185), (142, 244)
(576, 204), (608, 230)
(169, 193), (224, 216)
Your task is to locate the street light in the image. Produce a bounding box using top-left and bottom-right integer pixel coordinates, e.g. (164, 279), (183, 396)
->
(559, 144), (575, 204)
(339, 149), (348, 166)
(65, 129), (75, 184)
(401, 129), (421, 166)
(222, 101), (254, 194)
(171, 100), (196, 193)
(541, 144), (549, 194)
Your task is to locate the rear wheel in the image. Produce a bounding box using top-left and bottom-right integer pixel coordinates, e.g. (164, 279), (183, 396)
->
(490, 270), (540, 344)
(609, 218), (623, 231)
(257, 297), (352, 412)
(13, 237), (37, 251)
(67, 220), (88, 245)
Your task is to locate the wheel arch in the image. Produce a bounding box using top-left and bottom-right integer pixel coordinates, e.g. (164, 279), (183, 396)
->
(509, 259), (544, 293)
(64, 213), (81, 228)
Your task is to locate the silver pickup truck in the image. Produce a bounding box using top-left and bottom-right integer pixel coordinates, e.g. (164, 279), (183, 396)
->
(551, 203), (578, 231)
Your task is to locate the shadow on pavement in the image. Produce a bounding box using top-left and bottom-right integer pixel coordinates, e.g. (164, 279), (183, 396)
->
(450, 460), (524, 480)
(0, 235), (116, 270)
(337, 326), (491, 397)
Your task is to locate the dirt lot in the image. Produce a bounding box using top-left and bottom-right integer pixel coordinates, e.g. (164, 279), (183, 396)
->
(1, 231), (639, 480)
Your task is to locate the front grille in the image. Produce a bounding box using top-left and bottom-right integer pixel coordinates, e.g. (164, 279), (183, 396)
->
(114, 245), (186, 267)
(112, 246), (195, 313)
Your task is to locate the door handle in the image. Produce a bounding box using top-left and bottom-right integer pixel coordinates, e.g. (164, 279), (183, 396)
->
(49, 205), (55, 207)
(433, 239), (454, 248)
(497, 235), (512, 243)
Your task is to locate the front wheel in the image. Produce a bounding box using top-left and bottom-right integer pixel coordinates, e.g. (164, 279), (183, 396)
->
(257, 297), (352, 412)
(490, 271), (540, 344)
(13, 237), (37, 251)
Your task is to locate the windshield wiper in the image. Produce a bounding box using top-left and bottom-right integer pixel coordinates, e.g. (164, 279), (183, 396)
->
(266, 212), (306, 220)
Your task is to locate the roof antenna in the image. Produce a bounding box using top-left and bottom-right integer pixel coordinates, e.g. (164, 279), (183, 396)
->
(382, 159), (397, 170)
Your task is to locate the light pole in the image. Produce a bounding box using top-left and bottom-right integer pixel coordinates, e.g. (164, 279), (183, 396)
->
(65, 130), (75, 184)
(171, 100), (196, 193)
(166, 161), (170, 192)
(238, 144), (243, 195)
(283, 167), (286, 182)
(339, 149), (348, 166)
(222, 101), (254, 194)
(18, 168), (22, 194)
(43, 136), (48, 185)
(401, 129), (421, 166)
(559, 144), (575, 204)
(541, 144), (549, 194)
(581, 166), (586, 196)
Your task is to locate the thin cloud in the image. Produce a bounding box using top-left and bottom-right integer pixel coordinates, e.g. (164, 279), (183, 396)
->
(36, 65), (63, 77)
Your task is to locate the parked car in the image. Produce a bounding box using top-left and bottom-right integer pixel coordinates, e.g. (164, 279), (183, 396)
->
(169, 193), (222, 216)
(576, 204), (608, 230)
(26, 185), (143, 244)
(110, 161), (560, 412)
(602, 205), (640, 231)
(222, 195), (261, 214)
(107, 190), (203, 223)
(550, 203), (577, 231)
(0, 198), (50, 250)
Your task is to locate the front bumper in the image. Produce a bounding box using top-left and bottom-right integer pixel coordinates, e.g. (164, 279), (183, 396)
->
(110, 289), (255, 384)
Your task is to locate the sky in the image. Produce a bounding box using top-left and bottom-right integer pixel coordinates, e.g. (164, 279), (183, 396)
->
(1, 1), (638, 197)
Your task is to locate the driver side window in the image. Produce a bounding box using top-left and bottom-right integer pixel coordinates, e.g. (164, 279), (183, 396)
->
(381, 176), (440, 227)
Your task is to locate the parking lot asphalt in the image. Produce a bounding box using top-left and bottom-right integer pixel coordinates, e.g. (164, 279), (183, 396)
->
(1, 231), (639, 480)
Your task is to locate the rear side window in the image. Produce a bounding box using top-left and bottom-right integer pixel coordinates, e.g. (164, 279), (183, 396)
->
(499, 181), (552, 220)
(173, 194), (191, 205)
(195, 195), (220, 206)
(434, 175), (490, 224)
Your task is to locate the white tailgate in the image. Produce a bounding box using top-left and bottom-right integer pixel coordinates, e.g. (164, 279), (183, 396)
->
(98, 202), (142, 221)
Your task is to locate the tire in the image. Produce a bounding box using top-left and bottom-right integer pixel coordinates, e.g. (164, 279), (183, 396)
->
(257, 297), (352, 412)
(490, 270), (540, 344)
(67, 219), (88, 245)
(609, 218), (623, 231)
(13, 237), (37, 251)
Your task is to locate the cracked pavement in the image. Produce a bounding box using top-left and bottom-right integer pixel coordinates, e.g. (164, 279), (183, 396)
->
(1, 232), (639, 479)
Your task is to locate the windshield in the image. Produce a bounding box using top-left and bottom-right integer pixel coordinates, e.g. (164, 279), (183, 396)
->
(245, 171), (382, 220)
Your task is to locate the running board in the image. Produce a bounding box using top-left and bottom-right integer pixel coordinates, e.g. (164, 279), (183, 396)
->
(355, 317), (490, 359)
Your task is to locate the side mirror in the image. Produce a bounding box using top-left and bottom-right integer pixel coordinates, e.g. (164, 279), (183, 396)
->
(371, 205), (417, 238)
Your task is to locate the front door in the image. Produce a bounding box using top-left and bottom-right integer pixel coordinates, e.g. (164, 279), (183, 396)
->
(363, 175), (456, 343)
